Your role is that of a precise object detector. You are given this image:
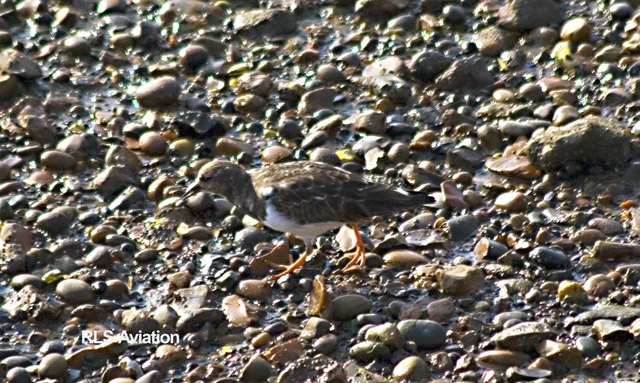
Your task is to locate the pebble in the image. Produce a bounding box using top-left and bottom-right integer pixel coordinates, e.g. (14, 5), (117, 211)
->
(40, 150), (77, 170)
(491, 322), (557, 352)
(316, 64), (345, 84)
(313, 334), (339, 355)
(353, 110), (386, 135)
(349, 341), (390, 362)
(436, 265), (484, 296)
(135, 76), (181, 108)
(153, 305), (178, 328)
(537, 339), (582, 369)
(236, 279), (272, 300)
(38, 353), (67, 379)
(298, 87), (336, 114)
(427, 298), (455, 322)
(300, 317), (331, 340)
(155, 345), (186, 366)
(234, 94), (267, 114)
(136, 371), (163, 383)
(234, 227), (268, 250)
(610, 2), (633, 19)
(476, 350), (530, 368)
(392, 356), (431, 381)
(446, 214), (479, 241)
(167, 271), (192, 289)
(592, 241), (640, 259)
(397, 320), (446, 349)
(85, 246), (113, 268)
(383, 250), (428, 266)
(575, 336), (600, 357)
(55, 279), (95, 304)
(495, 191), (529, 212)
(434, 56), (494, 91)
(583, 274), (615, 297)
(251, 332), (271, 347)
(529, 246), (569, 269)
(365, 323), (405, 349)
(62, 36), (91, 57)
(139, 131), (167, 155)
(474, 26), (514, 56)
(570, 228), (606, 246)
(11, 274), (43, 290)
(557, 280), (588, 304)
(233, 9), (297, 37)
(592, 319), (632, 342)
(0, 49), (42, 78)
(498, 0), (561, 31)
(474, 238), (509, 260)
(410, 50), (452, 82)
(240, 354), (274, 382)
(560, 18), (591, 43)
(494, 311), (529, 327)
(37, 206), (76, 235)
(261, 146), (292, 164)
(216, 137), (255, 157)
(179, 44), (209, 71)
(331, 294), (372, 321)
(6, 367), (30, 383)
(588, 217), (623, 236)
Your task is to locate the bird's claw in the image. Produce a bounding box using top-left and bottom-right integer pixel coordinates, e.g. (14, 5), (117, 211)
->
(268, 262), (303, 280)
(341, 249), (366, 272)
(266, 250), (310, 280)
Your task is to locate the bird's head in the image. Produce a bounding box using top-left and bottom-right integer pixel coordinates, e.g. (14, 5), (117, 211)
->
(183, 160), (249, 200)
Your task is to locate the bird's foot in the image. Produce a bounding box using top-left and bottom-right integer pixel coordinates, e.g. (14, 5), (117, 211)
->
(267, 251), (309, 280)
(341, 223), (367, 273)
(341, 248), (366, 273)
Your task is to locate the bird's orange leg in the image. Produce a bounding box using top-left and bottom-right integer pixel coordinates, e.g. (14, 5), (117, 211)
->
(342, 224), (367, 272)
(269, 243), (312, 280)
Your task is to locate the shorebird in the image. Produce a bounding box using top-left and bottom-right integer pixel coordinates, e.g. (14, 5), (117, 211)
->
(184, 159), (434, 279)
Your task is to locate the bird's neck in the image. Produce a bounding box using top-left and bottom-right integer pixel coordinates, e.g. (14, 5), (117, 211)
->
(228, 181), (265, 220)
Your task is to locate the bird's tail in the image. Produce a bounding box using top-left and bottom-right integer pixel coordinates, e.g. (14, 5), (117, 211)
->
(408, 190), (435, 206)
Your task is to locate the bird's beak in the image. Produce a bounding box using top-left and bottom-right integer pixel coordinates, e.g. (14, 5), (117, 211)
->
(182, 180), (200, 199)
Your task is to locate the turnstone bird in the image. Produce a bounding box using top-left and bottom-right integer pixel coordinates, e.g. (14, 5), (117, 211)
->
(184, 160), (434, 279)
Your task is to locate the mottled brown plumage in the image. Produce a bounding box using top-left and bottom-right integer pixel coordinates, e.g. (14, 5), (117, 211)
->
(184, 159), (433, 278)
(249, 161), (433, 224)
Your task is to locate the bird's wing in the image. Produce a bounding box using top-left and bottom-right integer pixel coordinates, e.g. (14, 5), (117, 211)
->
(252, 161), (430, 224)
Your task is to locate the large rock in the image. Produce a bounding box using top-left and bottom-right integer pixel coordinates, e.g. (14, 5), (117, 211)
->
(436, 265), (484, 296)
(355, 0), (409, 19)
(498, 0), (562, 31)
(434, 56), (494, 91)
(159, 0), (225, 23)
(0, 49), (42, 79)
(233, 9), (297, 37)
(526, 116), (632, 172)
(491, 321), (557, 352)
(276, 355), (346, 383)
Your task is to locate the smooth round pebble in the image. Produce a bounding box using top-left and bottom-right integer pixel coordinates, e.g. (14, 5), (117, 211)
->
(393, 356), (431, 382)
(397, 320), (446, 349)
(55, 279), (95, 304)
(331, 294), (372, 321)
(38, 353), (67, 379)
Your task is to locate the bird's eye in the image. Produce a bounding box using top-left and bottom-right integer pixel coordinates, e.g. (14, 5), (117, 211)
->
(200, 175), (211, 182)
